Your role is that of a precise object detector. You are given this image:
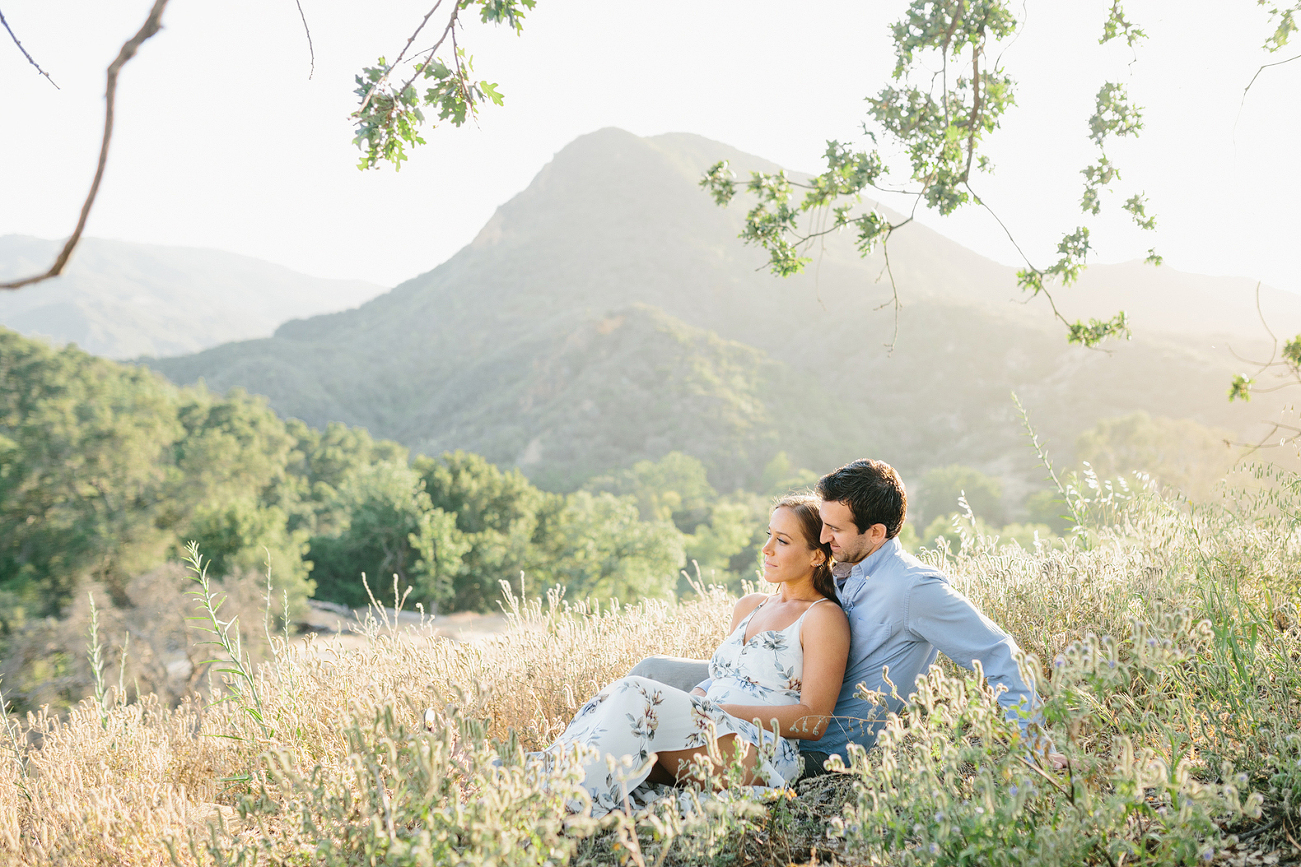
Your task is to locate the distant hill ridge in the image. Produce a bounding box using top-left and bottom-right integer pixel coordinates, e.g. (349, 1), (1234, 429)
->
(0, 235), (385, 359)
(148, 128), (1301, 492)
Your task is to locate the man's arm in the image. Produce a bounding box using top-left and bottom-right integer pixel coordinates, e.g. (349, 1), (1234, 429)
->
(905, 574), (1038, 724)
(904, 578), (1068, 770)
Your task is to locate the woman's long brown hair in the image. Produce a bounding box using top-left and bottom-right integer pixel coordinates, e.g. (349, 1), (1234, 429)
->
(772, 494), (838, 603)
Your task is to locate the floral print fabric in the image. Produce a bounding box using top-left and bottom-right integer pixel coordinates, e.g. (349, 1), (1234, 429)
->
(538, 596), (826, 815)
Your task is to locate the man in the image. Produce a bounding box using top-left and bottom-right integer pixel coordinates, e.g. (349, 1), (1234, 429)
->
(632, 457), (1059, 776)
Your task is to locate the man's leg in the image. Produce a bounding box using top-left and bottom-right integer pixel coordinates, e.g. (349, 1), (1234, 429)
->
(797, 749), (833, 782)
(628, 656), (710, 694)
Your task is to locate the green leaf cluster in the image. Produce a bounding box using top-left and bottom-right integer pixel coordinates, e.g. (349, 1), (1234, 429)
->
(1259, 0), (1301, 51)
(350, 0), (535, 171)
(698, 0), (1165, 350)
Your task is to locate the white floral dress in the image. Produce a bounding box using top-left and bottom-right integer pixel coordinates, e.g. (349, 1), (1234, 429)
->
(536, 596), (830, 815)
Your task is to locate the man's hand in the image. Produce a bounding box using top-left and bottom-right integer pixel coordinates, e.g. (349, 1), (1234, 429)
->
(1047, 751), (1068, 771)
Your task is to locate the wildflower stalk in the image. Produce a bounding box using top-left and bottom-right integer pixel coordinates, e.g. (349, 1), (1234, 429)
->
(184, 541), (274, 740)
(1013, 391), (1086, 529)
(86, 591), (109, 729)
(117, 630), (130, 704)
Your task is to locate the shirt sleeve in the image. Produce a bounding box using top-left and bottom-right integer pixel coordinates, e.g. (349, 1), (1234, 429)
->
(693, 678), (713, 694)
(904, 573), (1039, 728)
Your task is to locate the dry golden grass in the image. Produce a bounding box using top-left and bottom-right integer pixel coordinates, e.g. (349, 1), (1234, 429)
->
(0, 586), (734, 866)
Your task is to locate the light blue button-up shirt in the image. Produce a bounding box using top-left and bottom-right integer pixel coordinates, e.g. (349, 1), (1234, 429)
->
(814, 537), (1037, 758)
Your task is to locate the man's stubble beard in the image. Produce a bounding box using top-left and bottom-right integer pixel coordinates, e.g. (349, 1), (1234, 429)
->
(836, 537), (874, 565)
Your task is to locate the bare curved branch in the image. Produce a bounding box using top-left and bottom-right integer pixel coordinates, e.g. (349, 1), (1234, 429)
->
(0, 0), (169, 292)
(0, 6), (59, 89)
(1234, 52), (1301, 140)
(1242, 50), (1301, 101)
(293, 0), (315, 79)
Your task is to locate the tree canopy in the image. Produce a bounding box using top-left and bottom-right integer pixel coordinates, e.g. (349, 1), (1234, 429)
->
(0, 328), (704, 626)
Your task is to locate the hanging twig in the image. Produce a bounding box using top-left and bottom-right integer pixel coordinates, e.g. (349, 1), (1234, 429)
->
(292, 0), (314, 79)
(1233, 51), (1301, 143)
(0, 6), (59, 89)
(1242, 51), (1301, 102)
(0, 0), (169, 292)
(395, 3), (463, 98)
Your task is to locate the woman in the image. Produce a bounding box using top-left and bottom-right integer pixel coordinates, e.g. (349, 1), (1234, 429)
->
(535, 494), (851, 815)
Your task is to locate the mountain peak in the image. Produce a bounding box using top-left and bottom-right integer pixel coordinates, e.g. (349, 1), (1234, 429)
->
(148, 129), (1294, 490)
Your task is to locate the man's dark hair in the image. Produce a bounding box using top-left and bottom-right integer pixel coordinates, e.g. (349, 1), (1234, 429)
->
(815, 459), (907, 539)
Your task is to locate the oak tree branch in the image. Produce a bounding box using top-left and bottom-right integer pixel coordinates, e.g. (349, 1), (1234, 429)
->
(0, 0), (170, 292)
(354, 0), (447, 119)
(293, 0), (314, 79)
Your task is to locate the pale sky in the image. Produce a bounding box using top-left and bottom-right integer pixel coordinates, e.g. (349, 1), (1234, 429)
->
(1, 0), (1297, 295)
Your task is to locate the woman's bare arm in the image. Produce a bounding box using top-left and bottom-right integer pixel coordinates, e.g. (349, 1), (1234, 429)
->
(717, 602), (850, 740)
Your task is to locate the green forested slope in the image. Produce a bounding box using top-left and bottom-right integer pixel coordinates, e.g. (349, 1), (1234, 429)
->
(149, 128), (1297, 493)
(2, 327), (728, 708)
(0, 326), (703, 610)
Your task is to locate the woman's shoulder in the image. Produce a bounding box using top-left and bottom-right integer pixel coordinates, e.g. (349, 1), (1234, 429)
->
(729, 592), (770, 624)
(805, 597), (850, 630)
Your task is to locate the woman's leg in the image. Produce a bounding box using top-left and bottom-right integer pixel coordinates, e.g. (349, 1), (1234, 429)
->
(649, 734), (765, 789)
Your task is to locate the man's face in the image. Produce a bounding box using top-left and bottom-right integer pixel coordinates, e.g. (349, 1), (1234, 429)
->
(818, 498), (884, 564)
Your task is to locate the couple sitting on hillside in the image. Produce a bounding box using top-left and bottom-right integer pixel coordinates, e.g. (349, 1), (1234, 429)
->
(526, 458), (1062, 815)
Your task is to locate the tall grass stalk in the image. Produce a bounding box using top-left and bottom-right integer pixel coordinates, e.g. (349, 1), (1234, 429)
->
(0, 677), (30, 809)
(183, 541), (273, 741)
(1013, 391), (1085, 530)
(85, 592), (109, 730)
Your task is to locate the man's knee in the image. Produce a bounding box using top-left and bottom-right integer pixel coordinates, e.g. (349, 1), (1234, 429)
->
(628, 655), (710, 693)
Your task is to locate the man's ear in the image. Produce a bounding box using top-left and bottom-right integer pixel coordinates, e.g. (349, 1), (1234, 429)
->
(869, 523), (889, 546)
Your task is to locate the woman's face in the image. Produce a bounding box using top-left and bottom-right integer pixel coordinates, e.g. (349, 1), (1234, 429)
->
(761, 506), (823, 585)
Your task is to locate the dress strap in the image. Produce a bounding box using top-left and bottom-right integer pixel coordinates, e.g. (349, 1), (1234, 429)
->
(793, 597), (831, 644)
(737, 595), (775, 641)
(795, 597), (830, 623)
(740, 595), (774, 624)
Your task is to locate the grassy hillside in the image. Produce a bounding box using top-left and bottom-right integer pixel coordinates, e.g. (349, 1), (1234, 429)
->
(4, 476), (1299, 865)
(0, 235), (384, 359)
(149, 129), (1299, 491)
